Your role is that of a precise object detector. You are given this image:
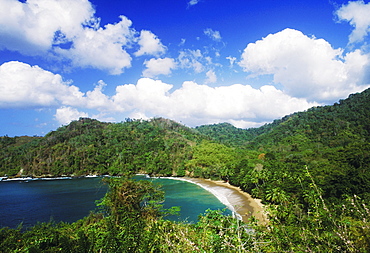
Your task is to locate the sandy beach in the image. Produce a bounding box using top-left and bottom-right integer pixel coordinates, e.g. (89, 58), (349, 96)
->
(166, 177), (267, 224)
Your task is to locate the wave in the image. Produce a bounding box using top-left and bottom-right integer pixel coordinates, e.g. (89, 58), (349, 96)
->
(0, 176), (72, 182)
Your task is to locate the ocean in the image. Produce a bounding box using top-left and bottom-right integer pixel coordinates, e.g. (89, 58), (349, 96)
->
(0, 176), (229, 228)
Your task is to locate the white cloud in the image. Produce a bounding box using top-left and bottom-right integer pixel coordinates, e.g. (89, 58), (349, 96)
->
(0, 61), (121, 112)
(112, 78), (173, 113)
(226, 56), (237, 67)
(239, 28), (370, 102)
(188, 0), (200, 6)
(170, 82), (316, 123)
(204, 28), (222, 41)
(205, 70), (217, 84)
(0, 0), (136, 74)
(336, 0), (370, 44)
(55, 16), (134, 75)
(0, 61), (319, 128)
(55, 106), (88, 125)
(129, 111), (150, 121)
(0, 61), (84, 108)
(178, 49), (204, 73)
(227, 119), (269, 129)
(142, 58), (177, 78)
(0, 0), (94, 55)
(85, 80), (117, 110)
(112, 78), (317, 128)
(135, 30), (166, 57)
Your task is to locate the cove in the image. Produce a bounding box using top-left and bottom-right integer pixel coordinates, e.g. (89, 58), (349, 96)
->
(138, 175), (232, 222)
(0, 176), (229, 229)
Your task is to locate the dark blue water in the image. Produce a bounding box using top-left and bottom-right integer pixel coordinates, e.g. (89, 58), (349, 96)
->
(0, 177), (228, 228)
(0, 178), (107, 228)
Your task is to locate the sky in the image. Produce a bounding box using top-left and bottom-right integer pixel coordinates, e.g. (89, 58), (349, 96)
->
(1, 0), (370, 136)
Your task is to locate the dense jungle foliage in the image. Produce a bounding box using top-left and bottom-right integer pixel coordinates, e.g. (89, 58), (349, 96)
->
(1, 88), (370, 252)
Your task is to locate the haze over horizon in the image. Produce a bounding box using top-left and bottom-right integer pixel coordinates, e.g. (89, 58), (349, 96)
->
(1, 0), (370, 136)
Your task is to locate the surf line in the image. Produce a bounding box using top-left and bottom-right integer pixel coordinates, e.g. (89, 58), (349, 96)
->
(159, 176), (242, 220)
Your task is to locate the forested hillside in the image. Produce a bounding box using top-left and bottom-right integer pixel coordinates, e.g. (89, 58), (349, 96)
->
(1, 88), (370, 252)
(198, 87), (370, 203)
(0, 117), (205, 177)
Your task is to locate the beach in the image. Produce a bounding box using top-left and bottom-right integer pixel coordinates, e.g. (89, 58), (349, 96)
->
(165, 177), (267, 224)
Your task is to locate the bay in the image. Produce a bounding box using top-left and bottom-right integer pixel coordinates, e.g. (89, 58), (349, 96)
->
(139, 176), (231, 222)
(0, 176), (229, 228)
(0, 177), (107, 228)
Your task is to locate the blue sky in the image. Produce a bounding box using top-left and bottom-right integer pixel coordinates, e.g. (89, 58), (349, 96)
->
(1, 0), (370, 136)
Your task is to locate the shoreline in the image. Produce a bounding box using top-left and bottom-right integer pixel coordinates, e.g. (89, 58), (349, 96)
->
(162, 177), (267, 224)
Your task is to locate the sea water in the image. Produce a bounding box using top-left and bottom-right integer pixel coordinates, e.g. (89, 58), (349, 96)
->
(0, 176), (229, 228)
(0, 177), (106, 228)
(139, 176), (231, 222)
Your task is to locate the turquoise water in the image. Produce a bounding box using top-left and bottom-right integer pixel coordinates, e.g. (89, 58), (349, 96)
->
(0, 177), (228, 228)
(138, 176), (231, 222)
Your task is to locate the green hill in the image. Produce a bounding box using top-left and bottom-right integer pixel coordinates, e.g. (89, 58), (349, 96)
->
(197, 88), (370, 203)
(0, 117), (205, 177)
(197, 87), (370, 149)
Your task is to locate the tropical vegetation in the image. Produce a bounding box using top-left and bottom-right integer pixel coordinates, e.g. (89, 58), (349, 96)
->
(1, 88), (370, 252)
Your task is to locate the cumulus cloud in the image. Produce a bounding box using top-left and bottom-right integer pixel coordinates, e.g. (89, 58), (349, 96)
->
(239, 28), (370, 102)
(142, 58), (176, 78)
(0, 61), (318, 128)
(85, 80), (117, 110)
(135, 30), (166, 57)
(112, 78), (173, 114)
(0, 61), (84, 108)
(0, 61), (120, 112)
(204, 28), (222, 41)
(336, 0), (370, 44)
(56, 16), (134, 75)
(0, 0), (94, 55)
(0, 0), (136, 74)
(170, 82), (316, 123)
(111, 78), (317, 128)
(28, 66), (319, 127)
(55, 106), (88, 125)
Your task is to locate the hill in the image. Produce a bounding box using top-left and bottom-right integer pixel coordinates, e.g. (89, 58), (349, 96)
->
(197, 87), (370, 149)
(197, 88), (370, 203)
(0, 117), (207, 177)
